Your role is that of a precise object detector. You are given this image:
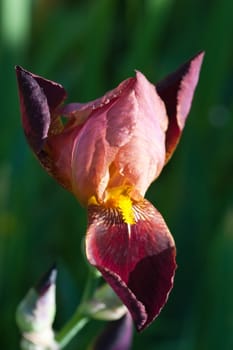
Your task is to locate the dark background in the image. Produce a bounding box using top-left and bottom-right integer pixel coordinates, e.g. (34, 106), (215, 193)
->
(1, 0), (233, 349)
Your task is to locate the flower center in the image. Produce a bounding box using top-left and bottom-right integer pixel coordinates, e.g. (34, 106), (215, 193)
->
(88, 186), (135, 225)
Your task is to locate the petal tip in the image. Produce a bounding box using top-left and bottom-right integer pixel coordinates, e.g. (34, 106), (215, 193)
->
(156, 51), (204, 161)
(16, 66), (51, 153)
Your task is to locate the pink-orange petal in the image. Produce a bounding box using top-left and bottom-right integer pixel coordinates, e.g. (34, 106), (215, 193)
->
(60, 77), (134, 121)
(86, 199), (177, 331)
(156, 52), (204, 162)
(70, 80), (139, 204)
(112, 71), (168, 196)
(44, 125), (82, 192)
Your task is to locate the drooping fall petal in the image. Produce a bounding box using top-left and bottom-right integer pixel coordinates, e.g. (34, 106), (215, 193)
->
(86, 199), (176, 331)
(156, 51), (204, 161)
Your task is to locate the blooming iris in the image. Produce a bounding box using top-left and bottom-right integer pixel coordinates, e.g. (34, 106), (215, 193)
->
(16, 52), (204, 331)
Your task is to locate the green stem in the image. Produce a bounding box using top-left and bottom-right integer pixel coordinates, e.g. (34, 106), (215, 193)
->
(56, 313), (89, 349)
(55, 266), (98, 349)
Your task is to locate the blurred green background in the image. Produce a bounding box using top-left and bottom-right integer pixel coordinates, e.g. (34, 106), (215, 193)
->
(1, 0), (233, 349)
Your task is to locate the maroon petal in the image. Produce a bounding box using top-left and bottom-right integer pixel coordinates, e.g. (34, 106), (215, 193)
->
(156, 52), (204, 161)
(86, 199), (176, 331)
(15, 66), (66, 153)
(15, 66), (75, 190)
(29, 71), (67, 113)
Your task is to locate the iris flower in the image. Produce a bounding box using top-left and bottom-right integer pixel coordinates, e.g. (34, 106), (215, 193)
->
(16, 52), (203, 331)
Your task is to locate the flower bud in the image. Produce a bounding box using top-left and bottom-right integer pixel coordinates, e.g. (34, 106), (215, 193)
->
(16, 265), (57, 349)
(84, 283), (127, 321)
(92, 312), (133, 350)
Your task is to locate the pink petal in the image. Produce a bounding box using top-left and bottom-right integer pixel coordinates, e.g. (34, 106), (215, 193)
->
(86, 199), (177, 331)
(45, 126), (82, 191)
(60, 71), (168, 201)
(156, 52), (204, 161)
(112, 71), (168, 196)
(70, 79), (139, 204)
(70, 71), (167, 203)
(60, 77), (134, 121)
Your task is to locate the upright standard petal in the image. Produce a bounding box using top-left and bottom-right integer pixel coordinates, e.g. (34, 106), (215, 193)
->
(59, 71), (168, 203)
(111, 71), (168, 196)
(69, 81), (138, 204)
(156, 51), (204, 161)
(86, 199), (176, 331)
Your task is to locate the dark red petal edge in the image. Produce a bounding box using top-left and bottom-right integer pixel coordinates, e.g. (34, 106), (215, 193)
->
(156, 51), (204, 162)
(93, 312), (133, 350)
(15, 66), (66, 153)
(15, 66), (71, 190)
(16, 66), (66, 112)
(16, 66), (50, 152)
(86, 200), (177, 331)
